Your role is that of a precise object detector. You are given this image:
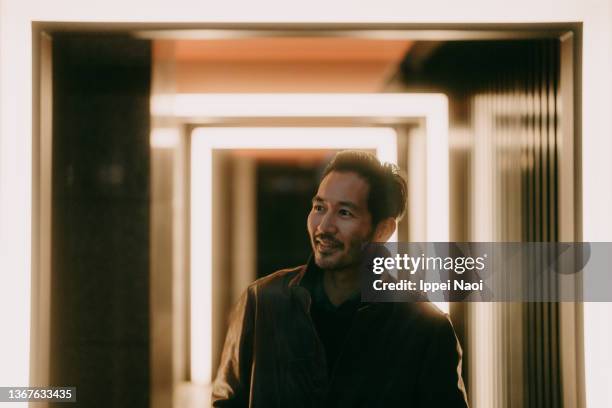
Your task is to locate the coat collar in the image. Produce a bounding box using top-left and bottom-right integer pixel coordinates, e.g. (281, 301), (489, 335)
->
(288, 255), (319, 289)
(288, 255), (383, 312)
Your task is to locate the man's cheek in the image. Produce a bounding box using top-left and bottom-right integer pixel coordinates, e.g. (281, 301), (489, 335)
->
(306, 214), (316, 236)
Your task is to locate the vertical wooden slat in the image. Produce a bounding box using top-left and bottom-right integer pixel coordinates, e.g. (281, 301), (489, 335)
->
(457, 39), (566, 408)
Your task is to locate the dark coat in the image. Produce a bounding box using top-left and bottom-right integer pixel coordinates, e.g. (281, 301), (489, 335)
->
(212, 260), (469, 408)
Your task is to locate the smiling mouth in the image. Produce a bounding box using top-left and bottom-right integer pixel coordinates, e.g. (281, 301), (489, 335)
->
(315, 237), (342, 253)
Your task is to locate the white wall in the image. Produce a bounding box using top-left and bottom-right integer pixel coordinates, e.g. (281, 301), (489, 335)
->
(1, 0), (611, 406)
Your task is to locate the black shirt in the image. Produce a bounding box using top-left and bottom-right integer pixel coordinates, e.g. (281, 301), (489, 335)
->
(309, 270), (361, 375)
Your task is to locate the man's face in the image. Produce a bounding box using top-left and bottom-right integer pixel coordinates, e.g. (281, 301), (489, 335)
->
(307, 171), (374, 271)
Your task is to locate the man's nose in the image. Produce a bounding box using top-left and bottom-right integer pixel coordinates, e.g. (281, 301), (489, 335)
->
(317, 212), (338, 233)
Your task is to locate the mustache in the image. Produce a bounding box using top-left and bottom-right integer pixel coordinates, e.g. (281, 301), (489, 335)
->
(314, 233), (343, 248)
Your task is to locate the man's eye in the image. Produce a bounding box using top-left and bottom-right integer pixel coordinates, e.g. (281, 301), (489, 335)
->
(339, 209), (353, 217)
(313, 204), (325, 212)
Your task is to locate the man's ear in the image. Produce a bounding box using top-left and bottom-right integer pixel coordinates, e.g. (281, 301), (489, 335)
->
(373, 218), (396, 242)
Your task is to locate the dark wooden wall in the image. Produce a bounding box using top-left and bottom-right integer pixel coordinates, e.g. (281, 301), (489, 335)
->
(50, 34), (151, 408)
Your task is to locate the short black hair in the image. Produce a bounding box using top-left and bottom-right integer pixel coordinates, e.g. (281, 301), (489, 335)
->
(322, 150), (408, 226)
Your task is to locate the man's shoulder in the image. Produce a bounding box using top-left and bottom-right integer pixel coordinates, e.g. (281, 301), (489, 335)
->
(247, 264), (305, 295)
(413, 301), (450, 320)
(394, 301), (455, 333)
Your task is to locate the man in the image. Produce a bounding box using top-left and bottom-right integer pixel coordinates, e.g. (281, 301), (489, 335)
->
(213, 151), (468, 407)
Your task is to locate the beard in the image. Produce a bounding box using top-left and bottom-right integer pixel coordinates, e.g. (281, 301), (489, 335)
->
(311, 232), (371, 271)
